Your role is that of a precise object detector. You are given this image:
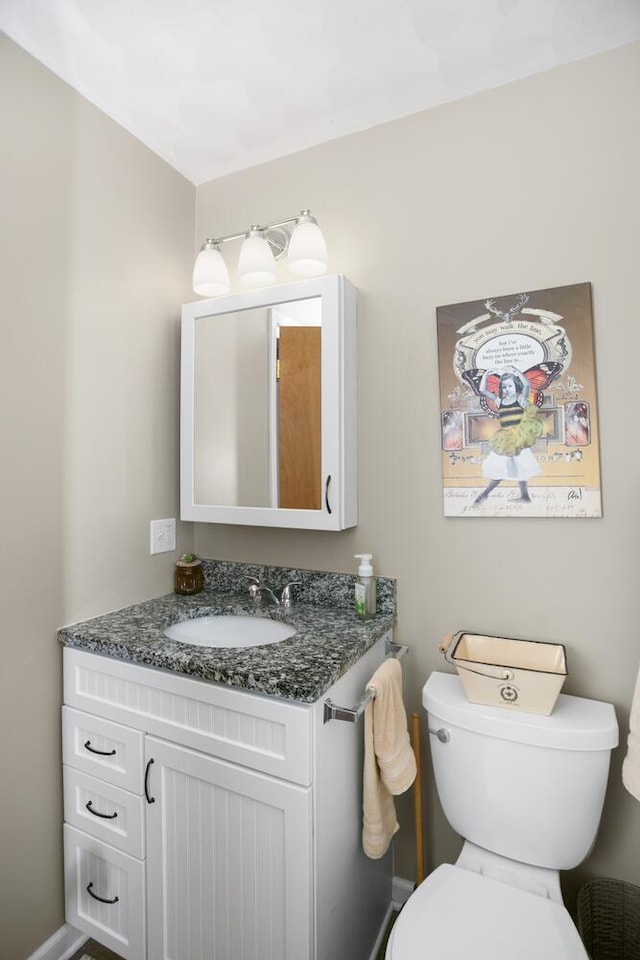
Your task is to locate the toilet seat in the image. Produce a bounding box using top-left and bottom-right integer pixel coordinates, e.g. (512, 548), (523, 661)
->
(386, 865), (588, 959)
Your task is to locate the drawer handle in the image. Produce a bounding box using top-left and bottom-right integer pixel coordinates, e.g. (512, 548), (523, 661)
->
(145, 758), (155, 804)
(87, 881), (119, 905)
(84, 740), (116, 757)
(86, 800), (118, 820)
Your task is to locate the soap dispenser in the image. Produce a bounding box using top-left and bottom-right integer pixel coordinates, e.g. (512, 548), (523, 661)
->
(354, 554), (376, 621)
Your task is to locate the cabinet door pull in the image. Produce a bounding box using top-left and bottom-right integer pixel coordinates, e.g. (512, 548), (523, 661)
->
(87, 881), (119, 905)
(86, 799), (118, 820)
(325, 474), (332, 514)
(84, 740), (116, 757)
(145, 758), (155, 804)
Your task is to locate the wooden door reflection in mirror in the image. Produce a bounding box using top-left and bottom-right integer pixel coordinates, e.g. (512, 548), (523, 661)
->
(278, 326), (321, 510)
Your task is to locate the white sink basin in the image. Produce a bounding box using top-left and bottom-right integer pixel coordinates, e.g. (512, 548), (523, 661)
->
(163, 615), (296, 648)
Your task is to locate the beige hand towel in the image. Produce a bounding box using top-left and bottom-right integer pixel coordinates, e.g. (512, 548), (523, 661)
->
(362, 657), (417, 859)
(622, 664), (640, 801)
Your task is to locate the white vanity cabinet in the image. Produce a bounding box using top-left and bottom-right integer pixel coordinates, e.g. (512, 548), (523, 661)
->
(62, 640), (391, 960)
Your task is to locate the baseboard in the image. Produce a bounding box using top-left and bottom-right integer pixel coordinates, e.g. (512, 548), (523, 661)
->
(368, 877), (416, 960)
(368, 901), (396, 960)
(392, 874), (415, 907)
(27, 923), (88, 960)
(28, 885), (414, 960)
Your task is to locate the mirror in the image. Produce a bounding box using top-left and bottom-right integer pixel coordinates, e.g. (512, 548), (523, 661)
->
(181, 275), (357, 530)
(194, 296), (322, 509)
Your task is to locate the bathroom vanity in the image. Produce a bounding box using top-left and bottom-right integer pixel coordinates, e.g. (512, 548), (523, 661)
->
(60, 564), (397, 960)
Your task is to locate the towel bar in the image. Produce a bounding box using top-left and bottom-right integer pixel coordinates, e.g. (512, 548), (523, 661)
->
(323, 640), (409, 723)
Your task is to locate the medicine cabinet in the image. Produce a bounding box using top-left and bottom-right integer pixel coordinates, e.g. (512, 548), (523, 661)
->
(180, 274), (357, 530)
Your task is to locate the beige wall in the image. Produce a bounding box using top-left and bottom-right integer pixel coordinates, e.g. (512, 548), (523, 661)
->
(0, 36), (195, 959)
(194, 41), (640, 910)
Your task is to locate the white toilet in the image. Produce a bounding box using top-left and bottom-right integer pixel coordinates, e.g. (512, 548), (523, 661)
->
(386, 671), (618, 959)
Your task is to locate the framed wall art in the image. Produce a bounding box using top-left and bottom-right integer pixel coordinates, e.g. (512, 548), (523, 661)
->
(436, 282), (602, 518)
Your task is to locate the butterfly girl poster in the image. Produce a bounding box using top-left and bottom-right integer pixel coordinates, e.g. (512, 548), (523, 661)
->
(436, 283), (602, 518)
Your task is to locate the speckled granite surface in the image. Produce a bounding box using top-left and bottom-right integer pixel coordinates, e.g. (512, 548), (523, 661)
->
(58, 561), (397, 704)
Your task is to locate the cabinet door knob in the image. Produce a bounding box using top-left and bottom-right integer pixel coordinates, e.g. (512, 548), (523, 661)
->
(145, 758), (155, 804)
(84, 740), (116, 757)
(87, 881), (119, 905)
(86, 799), (118, 820)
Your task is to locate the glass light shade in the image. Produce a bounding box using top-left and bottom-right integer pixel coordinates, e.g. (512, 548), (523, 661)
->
(192, 245), (230, 297)
(288, 220), (328, 276)
(238, 233), (277, 287)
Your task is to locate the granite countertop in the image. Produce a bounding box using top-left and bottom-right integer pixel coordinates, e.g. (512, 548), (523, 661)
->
(58, 561), (396, 704)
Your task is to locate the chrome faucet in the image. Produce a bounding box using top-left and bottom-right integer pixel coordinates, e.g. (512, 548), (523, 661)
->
(246, 576), (301, 610)
(245, 576), (280, 607)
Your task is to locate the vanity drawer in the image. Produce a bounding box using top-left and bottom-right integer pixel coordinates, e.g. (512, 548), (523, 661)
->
(64, 824), (145, 960)
(63, 706), (144, 793)
(64, 766), (145, 858)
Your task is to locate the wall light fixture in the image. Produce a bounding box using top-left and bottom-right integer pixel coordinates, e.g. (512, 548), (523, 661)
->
(192, 210), (328, 297)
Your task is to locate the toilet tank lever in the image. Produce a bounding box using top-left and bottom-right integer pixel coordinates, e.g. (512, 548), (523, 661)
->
(429, 727), (450, 743)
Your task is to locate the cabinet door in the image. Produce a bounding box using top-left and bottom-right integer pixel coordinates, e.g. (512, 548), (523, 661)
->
(180, 274), (357, 530)
(145, 736), (312, 960)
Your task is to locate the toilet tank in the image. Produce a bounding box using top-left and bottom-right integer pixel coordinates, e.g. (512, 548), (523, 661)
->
(424, 672), (618, 870)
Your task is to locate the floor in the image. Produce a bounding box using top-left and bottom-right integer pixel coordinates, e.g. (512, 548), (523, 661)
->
(69, 942), (123, 960)
(71, 912), (399, 960)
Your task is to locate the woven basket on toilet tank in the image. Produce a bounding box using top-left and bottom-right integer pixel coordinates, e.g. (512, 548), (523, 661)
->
(439, 631), (568, 716)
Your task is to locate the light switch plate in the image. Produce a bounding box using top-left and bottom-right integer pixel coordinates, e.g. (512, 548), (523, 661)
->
(150, 518), (176, 554)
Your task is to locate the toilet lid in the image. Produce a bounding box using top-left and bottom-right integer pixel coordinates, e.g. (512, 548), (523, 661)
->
(387, 865), (588, 960)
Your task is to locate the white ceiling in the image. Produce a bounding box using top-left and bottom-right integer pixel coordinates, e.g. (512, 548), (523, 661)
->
(3, 0), (640, 185)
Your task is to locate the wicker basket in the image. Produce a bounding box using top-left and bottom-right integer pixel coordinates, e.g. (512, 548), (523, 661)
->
(577, 879), (640, 960)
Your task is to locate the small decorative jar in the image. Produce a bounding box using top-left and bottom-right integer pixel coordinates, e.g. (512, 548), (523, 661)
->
(174, 554), (204, 595)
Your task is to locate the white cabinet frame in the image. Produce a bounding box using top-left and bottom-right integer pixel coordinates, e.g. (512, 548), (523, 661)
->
(180, 274), (358, 530)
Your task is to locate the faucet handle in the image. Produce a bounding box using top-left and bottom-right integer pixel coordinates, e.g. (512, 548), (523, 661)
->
(280, 581), (302, 607)
(245, 575), (261, 599)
